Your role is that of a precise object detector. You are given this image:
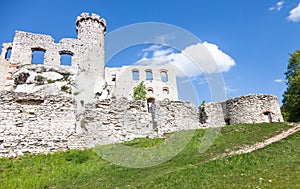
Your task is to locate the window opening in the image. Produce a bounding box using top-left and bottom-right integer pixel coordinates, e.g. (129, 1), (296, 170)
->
(32, 48), (45, 64)
(147, 87), (154, 94)
(146, 70), (153, 80)
(161, 71), (168, 82)
(111, 74), (116, 82)
(5, 48), (12, 59)
(132, 70), (139, 80)
(163, 87), (169, 94)
(60, 52), (73, 66)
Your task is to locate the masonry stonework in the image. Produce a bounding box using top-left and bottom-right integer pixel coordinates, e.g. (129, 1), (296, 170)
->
(0, 91), (200, 157)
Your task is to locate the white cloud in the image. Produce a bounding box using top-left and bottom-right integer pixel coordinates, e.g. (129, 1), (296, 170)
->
(288, 3), (300, 22)
(274, 79), (284, 83)
(269, 1), (285, 11)
(202, 42), (236, 73)
(135, 42), (236, 78)
(153, 48), (173, 57)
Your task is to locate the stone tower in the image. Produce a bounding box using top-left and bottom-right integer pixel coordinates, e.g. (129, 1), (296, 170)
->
(74, 13), (108, 133)
(76, 12), (106, 79)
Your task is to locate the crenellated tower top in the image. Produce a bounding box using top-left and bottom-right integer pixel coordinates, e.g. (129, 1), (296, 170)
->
(75, 12), (106, 43)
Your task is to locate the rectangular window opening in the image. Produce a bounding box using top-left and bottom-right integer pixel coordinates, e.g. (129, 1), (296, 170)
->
(60, 53), (73, 66)
(32, 49), (45, 64)
(132, 70), (139, 80)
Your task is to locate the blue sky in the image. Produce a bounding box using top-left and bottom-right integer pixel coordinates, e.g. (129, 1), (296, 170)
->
(1, 0), (300, 105)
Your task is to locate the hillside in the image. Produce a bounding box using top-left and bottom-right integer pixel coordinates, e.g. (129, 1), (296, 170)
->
(0, 122), (299, 189)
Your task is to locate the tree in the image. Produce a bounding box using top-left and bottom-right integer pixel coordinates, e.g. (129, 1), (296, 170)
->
(133, 81), (147, 101)
(282, 50), (300, 122)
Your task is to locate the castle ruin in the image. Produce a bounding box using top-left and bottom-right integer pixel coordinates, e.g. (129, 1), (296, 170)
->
(0, 13), (283, 157)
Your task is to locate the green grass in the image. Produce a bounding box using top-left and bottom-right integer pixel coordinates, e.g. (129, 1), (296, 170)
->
(0, 122), (299, 189)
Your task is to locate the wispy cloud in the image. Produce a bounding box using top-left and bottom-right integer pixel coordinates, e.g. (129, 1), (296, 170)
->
(269, 1), (285, 11)
(135, 42), (236, 78)
(225, 85), (237, 94)
(154, 34), (175, 44)
(274, 79), (284, 83)
(287, 3), (300, 22)
(179, 75), (208, 85)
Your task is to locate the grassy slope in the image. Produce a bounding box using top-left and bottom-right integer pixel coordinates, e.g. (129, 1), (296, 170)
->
(0, 123), (299, 189)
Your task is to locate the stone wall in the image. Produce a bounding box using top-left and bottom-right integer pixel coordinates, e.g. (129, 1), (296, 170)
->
(10, 31), (79, 68)
(0, 91), (76, 157)
(203, 94), (284, 126)
(226, 94), (284, 124)
(153, 100), (201, 135)
(0, 91), (203, 157)
(0, 91), (283, 157)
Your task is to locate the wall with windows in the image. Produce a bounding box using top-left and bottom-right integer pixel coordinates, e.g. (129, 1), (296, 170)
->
(7, 31), (78, 67)
(0, 12), (107, 92)
(105, 66), (178, 101)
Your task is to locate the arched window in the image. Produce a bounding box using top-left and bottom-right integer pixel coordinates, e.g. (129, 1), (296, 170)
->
(132, 70), (139, 80)
(161, 71), (168, 82)
(146, 70), (153, 80)
(163, 87), (169, 94)
(32, 48), (46, 64)
(147, 87), (154, 94)
(5, 47), (12, 60)
(60, 51), (73, 66)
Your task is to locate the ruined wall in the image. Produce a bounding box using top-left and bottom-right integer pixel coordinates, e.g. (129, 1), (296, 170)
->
(0, 92), (284, 157)
(204, 102), (227, 127)
(226, 94), (284, 124)
(0, 91), (202, 157)
(202, 94), (284, 127)
(0, 91), (76, 157)
(107, 65), (178, 101)
(153, 100), (201, 135)
(0, 59), (9, 89)
(0, 12), (107, 93)
(10, 31), (79, 67)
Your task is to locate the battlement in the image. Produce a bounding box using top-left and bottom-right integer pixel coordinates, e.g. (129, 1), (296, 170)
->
(76, 12), (106, 33)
